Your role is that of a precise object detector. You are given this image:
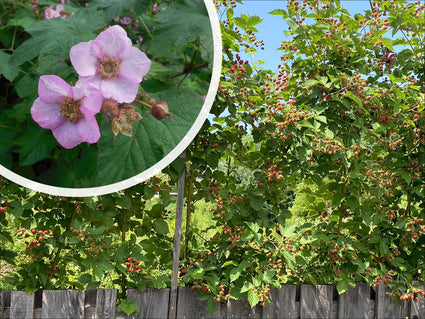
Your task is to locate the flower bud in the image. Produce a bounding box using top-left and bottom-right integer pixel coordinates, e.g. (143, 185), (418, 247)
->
(151, 101), (174, 120)
(101, 98), (119, 118)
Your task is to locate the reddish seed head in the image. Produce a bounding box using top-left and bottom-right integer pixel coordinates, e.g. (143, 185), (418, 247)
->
(151, 101), (173, 120)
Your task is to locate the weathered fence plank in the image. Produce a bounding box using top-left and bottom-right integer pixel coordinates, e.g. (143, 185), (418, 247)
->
(0, 291), (11, 319)
(0, 291), (5, 319)
(262, 285), (297, 319)
(375, 284), (409, 319)
(95, 289), (117, 319)
(10, 291), (34, 319)
(176, 287), (222, 319)
(226, 298), (262, 319)
(300, 284), (333, 319)
(124, 288), (170, 319)
(410, 282), (425, 319)
(337, 283), (371, 318)
(41, 290), (85, 319)
(84, 289), (117, 319)
(169, 152), (186, 319)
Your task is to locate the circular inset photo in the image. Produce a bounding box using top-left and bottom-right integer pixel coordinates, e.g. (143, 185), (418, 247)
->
(0, 0), (221, 196)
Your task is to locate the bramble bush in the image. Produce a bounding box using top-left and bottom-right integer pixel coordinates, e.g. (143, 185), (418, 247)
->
(1, 0), (425, 315)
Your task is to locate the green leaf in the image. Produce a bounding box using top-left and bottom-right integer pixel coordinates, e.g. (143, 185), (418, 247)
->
(250, 196), (263, 211)
(150, 0), (212, 59)
(263, 270), (275, 283)
(78, 273), (92, 284)
(0, 120), (20, 169)
(247, 289), (259, 308)
(222, 261), (238, 268)
(337, 279), (349, 294)
(89, 0), (152, 21)
(0, 51), (20, 81)
(153, 219), (169, 235)
(380, 37), (393, 51)
(241, 282), (253, 293)
(230, 267), (241, 282)
(206, 297), (216, 315)
(13, 125), (57, 166)
(10, 8), (105, 67)
(118, 297), (141, 316)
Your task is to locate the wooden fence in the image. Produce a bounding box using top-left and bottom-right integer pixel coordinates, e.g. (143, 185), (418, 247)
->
(1, 283), (425, 319)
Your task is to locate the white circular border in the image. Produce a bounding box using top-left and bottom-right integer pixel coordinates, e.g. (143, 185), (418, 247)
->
(0, 0), (222, 197)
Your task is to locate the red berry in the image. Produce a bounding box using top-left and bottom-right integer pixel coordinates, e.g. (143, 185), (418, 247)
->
(213, 143), (219, 148)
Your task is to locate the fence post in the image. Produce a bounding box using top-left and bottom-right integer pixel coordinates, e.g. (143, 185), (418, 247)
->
(168, 151), (186, 319)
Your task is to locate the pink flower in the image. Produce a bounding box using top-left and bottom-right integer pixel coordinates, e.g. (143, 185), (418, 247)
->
(31, 75), (102, 149)
(120, 17), (132, 25)
(70, 25), (151, 103)
(44, 4), (72, 19)
(45, 5), (61, 19)
(152, 3), (158, 13)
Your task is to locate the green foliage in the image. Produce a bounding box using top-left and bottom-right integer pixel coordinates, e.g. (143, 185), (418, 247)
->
(117, 297), (141, 316)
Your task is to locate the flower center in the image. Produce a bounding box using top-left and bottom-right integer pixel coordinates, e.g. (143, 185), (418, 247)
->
(59, 96), (83, 123)
(98, 56), (120, 79)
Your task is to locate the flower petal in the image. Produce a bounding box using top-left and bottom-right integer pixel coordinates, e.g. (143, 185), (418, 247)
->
(51, 121), (83, 149)
(100, 76), (139, 103)
(76, 108), (100, 144)
(31, 97), (66, 129)
(74, 81), (103, 114)
(38, 75), (73, 105)
(92, 25), (132, 58)
(70, 41), (97, 77)
(118, 46), (151, 83)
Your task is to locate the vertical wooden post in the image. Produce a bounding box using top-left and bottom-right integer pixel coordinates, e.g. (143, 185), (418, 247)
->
(168, 151), (186, 319)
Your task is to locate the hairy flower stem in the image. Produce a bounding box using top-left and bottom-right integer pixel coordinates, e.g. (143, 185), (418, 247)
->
(135, 99), (153, 109)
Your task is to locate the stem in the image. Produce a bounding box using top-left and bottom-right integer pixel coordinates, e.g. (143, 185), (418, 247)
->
(135, 99), (153, 109)
(400, 29), (415, 52)
(121, 210), (127, 300)
(10, 28), (16, 51)
(168, 62), (209, 78)
(138, 16), (152, 38)
(0, 125), (21, 132)
(225, 156), (231, 189)
(337, 169), (348, 232)
(47, 208), (77, 283)
(184, 168), (196, 261)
